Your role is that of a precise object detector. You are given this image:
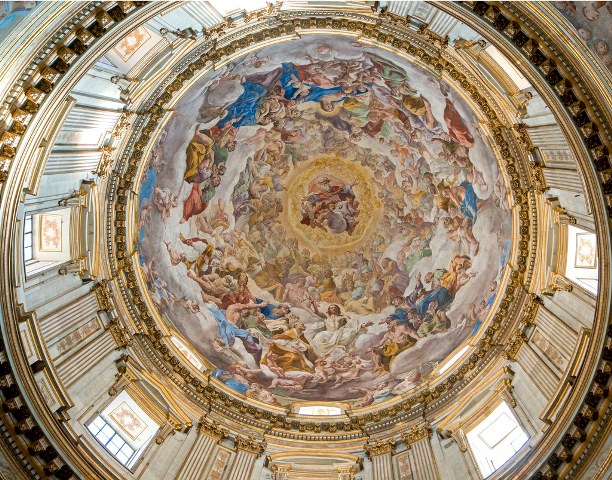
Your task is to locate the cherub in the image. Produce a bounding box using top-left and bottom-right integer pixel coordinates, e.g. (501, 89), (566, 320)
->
(178, 296), (200, 313)
(350, 381), (393, 407)
(152, 185), (178, 219)
(263, 352), (285, 377)
(331, 354), (370, 389)
(269, 372), (312, 392)
(312, 357), (335, 384)
(163, 240), (187, 266)
(139, 203), (155, 230)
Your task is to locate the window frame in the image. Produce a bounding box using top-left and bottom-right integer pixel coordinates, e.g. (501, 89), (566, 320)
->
(465, 401), (530, 479)
(23, 214), (33, 263)
(85, 390), (161, 471)
(87, 416), (137, 467)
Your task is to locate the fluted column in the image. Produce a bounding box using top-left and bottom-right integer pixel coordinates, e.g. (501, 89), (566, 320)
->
(400, 424), (439, 480)
(176, 419), (228, 480)
(227, 436), (266, 480)
(365, 439), (395, 480)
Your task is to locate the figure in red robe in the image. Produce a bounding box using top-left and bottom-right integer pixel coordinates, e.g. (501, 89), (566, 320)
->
(444, 98), (475, 148)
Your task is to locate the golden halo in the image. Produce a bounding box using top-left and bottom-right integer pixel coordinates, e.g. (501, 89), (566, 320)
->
(282, 155), (382, 253)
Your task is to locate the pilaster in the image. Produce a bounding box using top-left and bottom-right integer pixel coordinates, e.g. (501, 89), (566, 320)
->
(227, 436), (266, 480)
(400, 423), (439, 480)
(365, 439), (396, 480)
(175, 419), (228, 480)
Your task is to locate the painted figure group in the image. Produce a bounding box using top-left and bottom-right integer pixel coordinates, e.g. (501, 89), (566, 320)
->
(138, 39), (510, 405)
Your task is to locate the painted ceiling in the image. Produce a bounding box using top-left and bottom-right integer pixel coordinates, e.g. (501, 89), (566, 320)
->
(137, 35), (512, 407)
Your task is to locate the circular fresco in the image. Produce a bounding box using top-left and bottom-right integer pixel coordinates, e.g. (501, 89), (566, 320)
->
(137, 35), (512, 408)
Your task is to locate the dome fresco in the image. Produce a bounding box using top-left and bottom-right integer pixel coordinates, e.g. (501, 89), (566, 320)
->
(137, 35), (512, 407)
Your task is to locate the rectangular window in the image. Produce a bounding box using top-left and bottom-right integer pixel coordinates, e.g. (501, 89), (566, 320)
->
(466, 402), (529, 478)
(23, 214), (33, 262)
(86, 391), (159, 470)
(87, 416), (136, 467)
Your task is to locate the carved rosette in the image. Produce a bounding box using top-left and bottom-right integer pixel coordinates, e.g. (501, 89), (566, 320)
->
(364, 438), (396, 458)
(234, 436), (266, 457)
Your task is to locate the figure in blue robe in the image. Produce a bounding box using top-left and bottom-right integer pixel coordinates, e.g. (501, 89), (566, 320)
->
(217, 81), (267, 128)
(254, 298), (289, 320)
(415, 287), (453, 314)
(279, 62), (344, 102)
(212, 369), (249, 395)
(460, 180), (478, 224)
(208, 307), (262, 363)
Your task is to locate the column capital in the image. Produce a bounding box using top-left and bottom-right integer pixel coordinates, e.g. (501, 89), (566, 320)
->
(512, 123), (534, 154)
(364, 438), (395, 458)
(92, 279), (114, 312)
(234, 435), (266, 457)
(197, 418), (228, 442)
(401, 422), (432, 447)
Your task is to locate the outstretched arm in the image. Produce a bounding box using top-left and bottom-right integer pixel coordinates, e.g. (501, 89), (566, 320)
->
(235, 300), (269, 313)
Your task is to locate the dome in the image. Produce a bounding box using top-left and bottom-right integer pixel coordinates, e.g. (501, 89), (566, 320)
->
(137, 35), (512, 406)
(0, 2), (609, 480)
